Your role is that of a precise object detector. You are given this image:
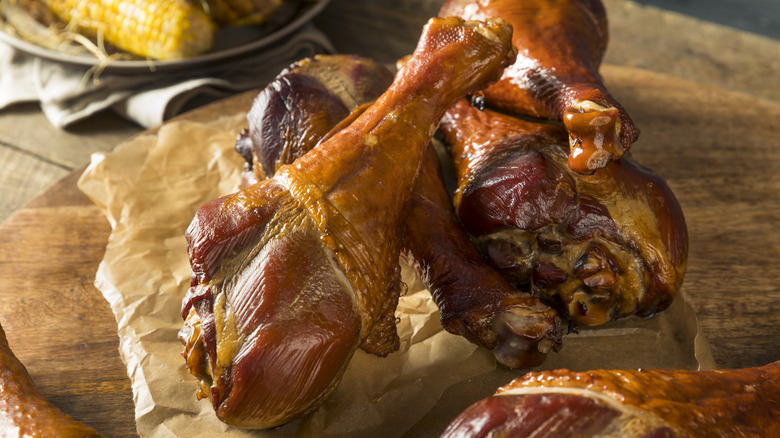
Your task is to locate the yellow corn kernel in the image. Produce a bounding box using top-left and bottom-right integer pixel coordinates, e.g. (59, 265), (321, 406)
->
(43, 0), (215, 60)
(205, 0), (286, 26)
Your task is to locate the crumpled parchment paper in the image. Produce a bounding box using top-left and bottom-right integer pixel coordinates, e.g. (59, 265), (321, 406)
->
(77, 104), (715, 438)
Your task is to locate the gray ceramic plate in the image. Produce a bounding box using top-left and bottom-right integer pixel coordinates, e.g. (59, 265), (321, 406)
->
(0, 0), (331, 74)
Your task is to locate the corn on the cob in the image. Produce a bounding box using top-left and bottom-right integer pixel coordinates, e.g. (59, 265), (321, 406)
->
(41, 0), (215, 60)
(205, 0), (286, 26)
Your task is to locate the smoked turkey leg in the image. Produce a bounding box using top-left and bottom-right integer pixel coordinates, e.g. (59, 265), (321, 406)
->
(0, 322), (102, 437)
(441, 362), (780, 437)
(439, 0), (640, 173)
(236, 54), (562, 369)
(439, 99), (687, 327)
(180, 17), (516, 429)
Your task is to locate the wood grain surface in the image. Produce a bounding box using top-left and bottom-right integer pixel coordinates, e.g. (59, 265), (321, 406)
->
(601, 66), (780, 370)
(0, 170), (134, 436)
(0, 92), (259, 437)
(0, 0), (779, 437)
(0, 63), (778, 437)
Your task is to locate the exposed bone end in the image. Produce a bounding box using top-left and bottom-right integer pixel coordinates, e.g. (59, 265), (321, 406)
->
(564, 101), (624, 174)
(359, 269), (403, 357)
(472, 17), (513, 45)
(491, 304), (562, 369)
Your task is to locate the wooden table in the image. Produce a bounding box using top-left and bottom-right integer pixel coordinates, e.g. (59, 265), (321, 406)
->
(1, 1), (778, 436)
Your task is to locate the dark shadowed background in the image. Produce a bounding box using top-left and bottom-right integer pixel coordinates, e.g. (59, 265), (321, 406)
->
(634, 0), (779, 40)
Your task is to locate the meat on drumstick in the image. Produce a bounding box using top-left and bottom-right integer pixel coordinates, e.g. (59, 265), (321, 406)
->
(179, 16), (516, 429)
(439, 99), (687, 327)
(441, 361), (780, 437)
(0, 322), (102, 437)
(235, 54), (562, 370)
(439, 0), (640, 173)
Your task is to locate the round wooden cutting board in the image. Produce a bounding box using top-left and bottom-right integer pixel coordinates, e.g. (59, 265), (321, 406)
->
(0, 65), (778, 437)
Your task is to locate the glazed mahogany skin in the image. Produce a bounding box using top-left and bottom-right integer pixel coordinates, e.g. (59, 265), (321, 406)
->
(441, 362), (780, 438)
(0, 323), (102, 437)
(180, 17), (517, 429)
(236, 54), (562, 369)
(404, 146), (561, 368)
(439, 0), (640, 173)
(239, 54), (395, 180)
(440, 99), (687, 326)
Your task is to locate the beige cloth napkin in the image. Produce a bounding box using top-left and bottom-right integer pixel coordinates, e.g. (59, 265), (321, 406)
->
(0, 24), (334, 128)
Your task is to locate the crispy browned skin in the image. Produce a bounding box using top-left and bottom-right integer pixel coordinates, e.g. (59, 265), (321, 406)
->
(439, 0), (639, 173)
(440, 99), (687, 326)
(236, 54), (562, 369)
(0, 323), (102, 437)
(441, 362), (780, 437)
(180, 17), (516, 429)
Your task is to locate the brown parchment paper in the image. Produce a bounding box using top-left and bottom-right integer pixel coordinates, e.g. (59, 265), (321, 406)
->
(77, 109), (716, 438)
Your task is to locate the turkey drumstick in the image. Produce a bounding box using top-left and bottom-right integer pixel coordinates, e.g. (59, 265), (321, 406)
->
(236, 54), (562, 369)
(404, 146), (561, 368)
(439, 0), (640, 173)
(441, 361), (780, 437)
(180, 17), (516, 429)
(0, 322), (102, 437)
(439, 99), (687, 327)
